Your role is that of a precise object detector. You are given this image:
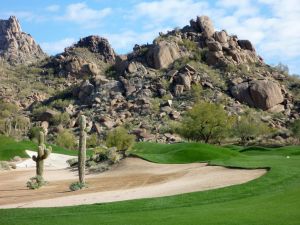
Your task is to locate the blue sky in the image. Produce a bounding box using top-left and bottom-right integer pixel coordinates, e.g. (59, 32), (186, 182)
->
(1, 0), (299, 74)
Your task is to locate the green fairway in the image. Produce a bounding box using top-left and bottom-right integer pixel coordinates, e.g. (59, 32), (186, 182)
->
(0, 142), (300, 225)
(0, 135), (79, 160)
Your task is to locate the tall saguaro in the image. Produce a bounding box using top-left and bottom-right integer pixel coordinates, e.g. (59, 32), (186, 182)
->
(78, 115), (87, 184)
(32, 131), (52, 177)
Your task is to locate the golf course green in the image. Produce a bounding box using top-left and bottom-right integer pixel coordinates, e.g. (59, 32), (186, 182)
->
(0, 141), (299, 225)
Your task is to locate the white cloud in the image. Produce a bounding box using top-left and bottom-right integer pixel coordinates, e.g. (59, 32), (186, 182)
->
(46, 5), (60, 12)
(58, 3), (111, 27)
(105, 27), (171, 53)
(40, 38), (76, 55)
(132, 0), (211, 28)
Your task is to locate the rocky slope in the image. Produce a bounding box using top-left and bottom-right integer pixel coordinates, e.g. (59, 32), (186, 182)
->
(0, 15), (299, 144)
(0, 16), (46, 65)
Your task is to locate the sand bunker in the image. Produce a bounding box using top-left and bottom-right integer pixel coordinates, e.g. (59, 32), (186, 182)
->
(0, 157), (266, 208)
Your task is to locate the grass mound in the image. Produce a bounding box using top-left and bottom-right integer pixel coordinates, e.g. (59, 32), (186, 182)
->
(131, 142), (239, 163)
(0, 135), (79, 161)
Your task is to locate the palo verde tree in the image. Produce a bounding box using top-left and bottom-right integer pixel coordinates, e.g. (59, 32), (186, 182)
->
(233, 115), (271, 145)
(175, 102), (234, 143)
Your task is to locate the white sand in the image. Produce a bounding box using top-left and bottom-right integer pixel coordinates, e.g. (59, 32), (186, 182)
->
(0, 156), (266, 209)
(16, 150), (76, 169)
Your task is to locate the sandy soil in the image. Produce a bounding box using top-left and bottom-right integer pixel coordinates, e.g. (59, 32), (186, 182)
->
(0, 157), (266, 209)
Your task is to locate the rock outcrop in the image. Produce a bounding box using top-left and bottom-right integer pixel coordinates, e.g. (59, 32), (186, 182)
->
(0, 16), (46, 64)
(74, 36), (116, 63)
(231, 80), (284, 110)
(50, 35), (115, 78)
(147, 41), (181, 69)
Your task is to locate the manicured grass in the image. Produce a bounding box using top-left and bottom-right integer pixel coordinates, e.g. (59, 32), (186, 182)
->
(131, 142), (240, 163)
(0, 135), (79, 160)
(0, 142), (300, 225)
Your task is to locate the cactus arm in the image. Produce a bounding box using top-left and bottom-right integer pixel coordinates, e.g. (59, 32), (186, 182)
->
(32, 155), (37, 162)
(42, 146), (52, 160)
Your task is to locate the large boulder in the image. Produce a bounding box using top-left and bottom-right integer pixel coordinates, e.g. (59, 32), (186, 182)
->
(237, 40), (255, 51)
(231, 82), (255, 107)
(213, 30), (228, 43)
(64, 57), (100, 78)
(231, 80), (284, 110)
(147, 41), (181, 69)
(196, 16), (215, 37)
(249, 80), (284, 110)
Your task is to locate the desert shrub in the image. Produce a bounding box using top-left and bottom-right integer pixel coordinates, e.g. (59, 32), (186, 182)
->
(32, 105), (49, 119)
(28, 126), (43, 141)
(69, 182), (87, 191)
(0, 161), (10, 170)
(87, 133), (100, 148)
(172, 57), (191, 70)
(291, 119), (300, 142)
(89, 163), (110, 173)
(51, 112), (70, 126)
(50, 99), (73, 110)
(0, 101), (18, 118)
(67, 158), (78, 167)
(55, 129), (76, 149)
(106, 127), (135, 151)
(107, 147), (122, 164)
(233, 116), (271, 145)
(191, 84), (203, 102)
(179, 39), (198, 52)
(105, 66), (118, 79)
(150, 98), (161, 113)
(175, 102), (234, 143)
(27, 176), (47, 189)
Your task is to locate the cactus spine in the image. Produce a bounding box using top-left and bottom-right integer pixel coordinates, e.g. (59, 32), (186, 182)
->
(78, 115), (87, 185)
(32, 131), (52, 177)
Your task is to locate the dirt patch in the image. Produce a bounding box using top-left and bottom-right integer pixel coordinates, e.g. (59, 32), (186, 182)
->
(0, 158), (266, 208)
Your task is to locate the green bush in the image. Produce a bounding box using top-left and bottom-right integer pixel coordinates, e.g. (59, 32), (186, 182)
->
(87, 133), (100, 148)
(106, 127), (135, 151)
(291, 119), (300, 142)
(0, 161), (10, 170)
(175, 102), (234, 143)
(67, 158), (78, 167)
(28, 127), (43, 141)
(51, 112), (70, 126)
(26, 176), (47, 189)
(233, 116), (271, 145)
(55, 130), (76, 149)
(50, 99), (73, 110)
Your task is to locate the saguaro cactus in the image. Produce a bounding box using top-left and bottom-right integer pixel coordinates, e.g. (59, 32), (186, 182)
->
(32, 131), (52, 177)
(4, 119), (11, 136)
(78, 115), (87, 185)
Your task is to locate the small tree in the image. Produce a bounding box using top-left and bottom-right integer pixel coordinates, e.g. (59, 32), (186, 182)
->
(233, 116), (271, 145)
(106, 127), (135, 151)
(55, 129), (76, 149)
(291, 119), (300, 143)
(175, 102), (233, 143)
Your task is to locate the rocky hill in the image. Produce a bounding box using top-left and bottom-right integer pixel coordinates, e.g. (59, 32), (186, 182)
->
(0, 15), (299, 145)
(0, 16), (46, 65)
